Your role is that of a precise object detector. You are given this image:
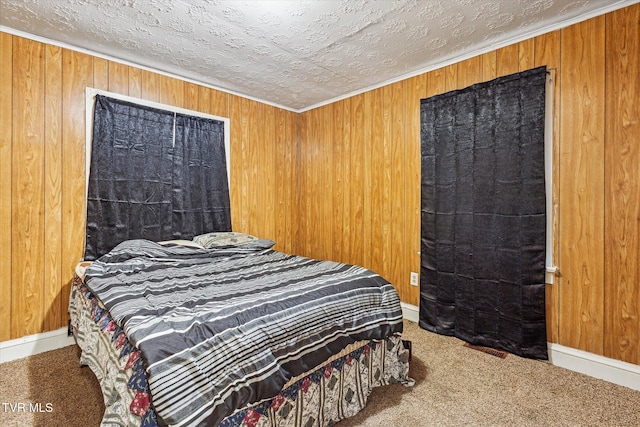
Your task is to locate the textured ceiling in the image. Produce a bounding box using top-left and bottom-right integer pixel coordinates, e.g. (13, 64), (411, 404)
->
(0, 0), (635, 111)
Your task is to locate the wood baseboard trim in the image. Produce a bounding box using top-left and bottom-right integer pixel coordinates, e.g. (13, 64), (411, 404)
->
(548, 343), (640, 391)
(401, 302), (640, 391)
(4, 308), (639, 393)
(0, 327), (75, 364)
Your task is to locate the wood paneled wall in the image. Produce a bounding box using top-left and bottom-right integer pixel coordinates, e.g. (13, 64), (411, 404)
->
(0, 32), (298, 341)
(1, 4), (639, 367)
(298, 4), (640, 365)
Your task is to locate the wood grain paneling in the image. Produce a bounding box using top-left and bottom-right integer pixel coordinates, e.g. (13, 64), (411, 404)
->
(247, 100), (262, 238)
(12, 36), (45, 337)
(350, 94), (365, 267)
(44, 44), (63, 331)
(320, 104), (334, 260)
(390, 82), (406, 297)
(559, 16), (606, 354)
(128, 67), (142, 98)
(2, 31), (297, 340)
(295, 3), (640, 365)
(184, 82), (199, 111)
(141, 69), (160, 102)
(159, 74), (183, 107)
(427, 68), (446, 98)
(0, 32), (14, 341)
(444, 64), (457, 92)
(381, 86), (393, 280)
(333, 100), (345, 263)
(263, 104), (276, 242)
(369, 89), (383, 272)
(482, 51), (497, 82)
(61, 49), (93, 329)
(2, 2), (640, 367)
(519, 38), (536, 71)
(457, 56), (482, 88)
(404, 74), (427, 307)
(496, 43), (519, 77)
(605, 7), (640, 364)
(93, 58), (109, 91)
(108, 61), (129, 94)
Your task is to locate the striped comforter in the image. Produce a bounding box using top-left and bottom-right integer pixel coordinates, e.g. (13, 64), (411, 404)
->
(84, 239), (404, 427)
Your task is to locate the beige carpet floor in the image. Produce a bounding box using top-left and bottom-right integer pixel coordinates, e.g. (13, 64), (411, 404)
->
(1, 320), (638, 426)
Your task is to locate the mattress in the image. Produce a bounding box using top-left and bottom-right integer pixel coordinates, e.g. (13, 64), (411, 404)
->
(69, 239), (413, 426)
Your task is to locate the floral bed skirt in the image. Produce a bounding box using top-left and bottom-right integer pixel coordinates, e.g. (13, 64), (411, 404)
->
(69, 272), (413, 427)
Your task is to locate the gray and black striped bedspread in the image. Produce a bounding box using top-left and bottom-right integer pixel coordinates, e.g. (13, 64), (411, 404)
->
(84, 239), (404, 427)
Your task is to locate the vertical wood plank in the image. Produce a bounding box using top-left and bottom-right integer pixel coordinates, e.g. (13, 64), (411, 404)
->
(444, 64), (458, 92)
(404, 74), (427, 306)
(332, 101), (345, 263)
(496, 43), (519, 77)
(128, 67), (142, 98)
(263, 105), (276, 242)
(390, 81), (406, 296)
(457, 55), (482, 88)
(275, 108), (287, 251)
(108, 61), (128, 94)
(44, 43), (63, 331)
(321, 104), (334, 260)
(184, 82), (199, 111)
(427, 68), (446, 97)
(370, 88), (384, 273)
(210, 89), (228, 118)
(0, 32), (14, 341)
(309, 113), (320, 259)
(381, 85), (393, 280)
(61, 49), (93, 325)
(535, 29), (562, 344)
(248, 100), (261, 237)
(228, 95), (244, 231)
(199, 86), (213, 115)
(604, 6), (640, 364)
(559, 16), (606, 355)
(518, 38), (536, 72)
(342, 98), (352, 262)
(12, 36), (45, 337)
(159, 75), (184, 108)
(141, 69), (160, 102)
(362, 91), (373, 269)
(350, 94), (364, 266)
(482, 51), (497, 82)
(92, 58), (109, 91)
(287, 110), (298, 254)
(298, 111), (309, 255)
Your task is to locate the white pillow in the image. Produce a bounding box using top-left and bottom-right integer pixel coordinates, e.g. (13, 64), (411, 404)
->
(192, 232), (259, 249)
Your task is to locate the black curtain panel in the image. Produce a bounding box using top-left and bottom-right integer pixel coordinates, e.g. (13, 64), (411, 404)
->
(85, 95), (175, 260)
(419, 66), (548, 360)
(85, 95), (231, 260)
(172, 114), (231, 239)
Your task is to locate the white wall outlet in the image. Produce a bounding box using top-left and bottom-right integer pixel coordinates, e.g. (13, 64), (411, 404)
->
(410, 272), (419, 286)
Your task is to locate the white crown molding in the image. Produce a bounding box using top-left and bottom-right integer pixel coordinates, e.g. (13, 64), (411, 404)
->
(299, 0), (639, 112)
(2, 0), (638, 113)
(0, 25), (298, 114)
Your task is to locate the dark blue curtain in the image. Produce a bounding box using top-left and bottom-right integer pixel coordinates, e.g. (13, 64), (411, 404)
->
(419, 66), (548, 360)
(85, 95), (231, 260)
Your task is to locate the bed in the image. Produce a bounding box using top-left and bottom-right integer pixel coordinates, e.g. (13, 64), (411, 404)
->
(69, 233), (413, 427)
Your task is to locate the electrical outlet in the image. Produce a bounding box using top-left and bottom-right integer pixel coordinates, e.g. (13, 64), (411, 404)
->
(410, 272), (419, 286)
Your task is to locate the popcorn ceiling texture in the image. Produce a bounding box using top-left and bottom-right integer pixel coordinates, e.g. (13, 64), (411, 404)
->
(0, 0), (628, 110)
